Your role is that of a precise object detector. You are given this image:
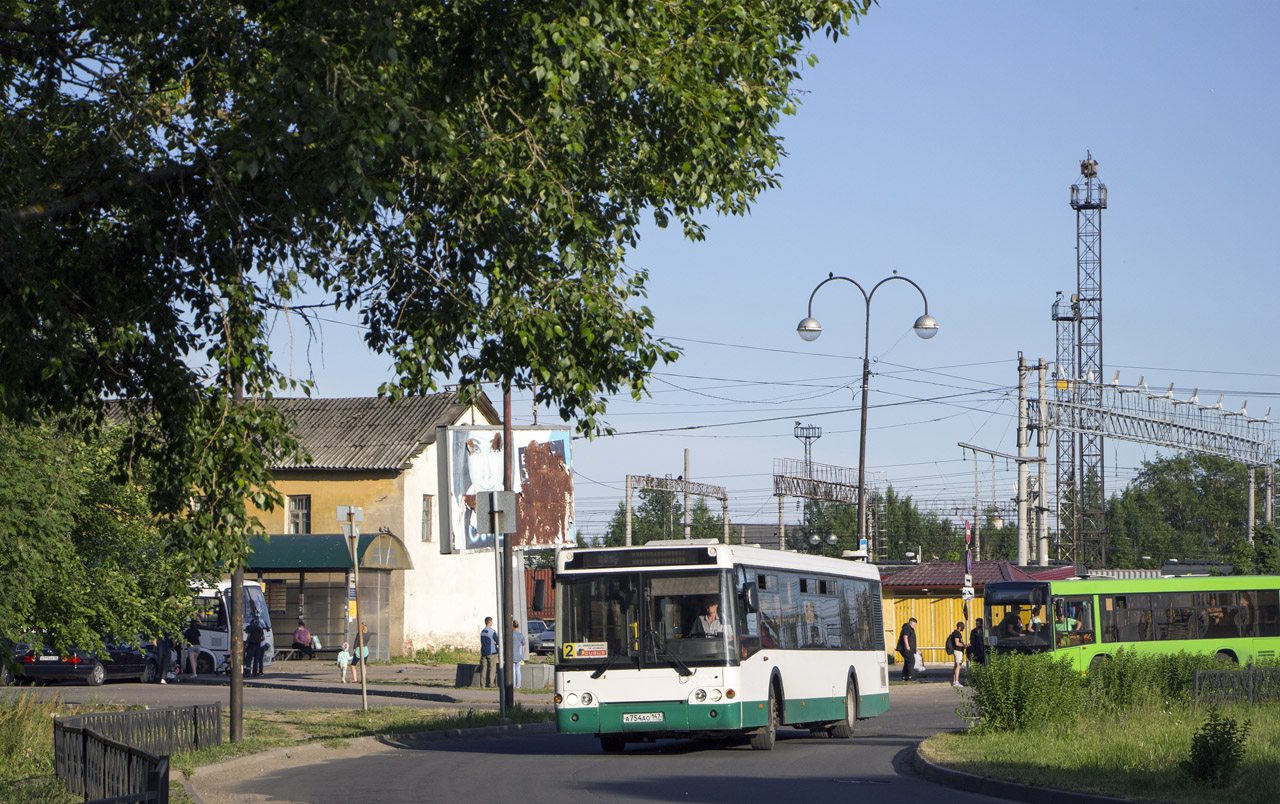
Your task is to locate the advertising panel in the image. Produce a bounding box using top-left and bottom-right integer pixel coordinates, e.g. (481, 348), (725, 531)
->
(437, 426), (575, 553)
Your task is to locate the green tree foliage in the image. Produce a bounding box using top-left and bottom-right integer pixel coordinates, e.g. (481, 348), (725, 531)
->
(799, 499), (856, 553)
(0, 1), (875, 642)
(1105, 453), (1273, 569)
(601, 490), (725, 546)
(1254, 524), (1280, 574)
(0, 418), (191, 656)
(874, 487), (959, 561)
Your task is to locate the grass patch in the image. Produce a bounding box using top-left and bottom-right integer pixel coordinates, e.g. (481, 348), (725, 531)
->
(0, 691), (79, 804)
(170, 704), (551, 773)
(922, 702), (1280, 804)
(392, 646), (482, 665)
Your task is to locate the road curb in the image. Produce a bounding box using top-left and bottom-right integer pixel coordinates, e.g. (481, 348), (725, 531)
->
(377, 720), (558, 747)
(912, 747), (1139, 804)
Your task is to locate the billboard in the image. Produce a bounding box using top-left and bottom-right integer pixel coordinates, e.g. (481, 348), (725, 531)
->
(437, 426), (575, 553)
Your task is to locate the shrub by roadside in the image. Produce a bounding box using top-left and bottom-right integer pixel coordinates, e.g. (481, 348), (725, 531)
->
(934, 650), (1280, 803)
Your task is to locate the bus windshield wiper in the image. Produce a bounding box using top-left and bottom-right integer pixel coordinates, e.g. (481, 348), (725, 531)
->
(655, 651), (693, 677)
(590, 653), (622, 679)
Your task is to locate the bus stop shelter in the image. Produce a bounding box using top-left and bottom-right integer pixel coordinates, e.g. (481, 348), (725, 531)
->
(245, 532), (412, 661)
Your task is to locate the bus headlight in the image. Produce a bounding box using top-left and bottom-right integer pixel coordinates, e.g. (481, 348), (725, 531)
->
(693, 689), (707, 702)
(709, 689), (722, 702)
(580, 692), (593, 705)
(566, 693), (579, 706)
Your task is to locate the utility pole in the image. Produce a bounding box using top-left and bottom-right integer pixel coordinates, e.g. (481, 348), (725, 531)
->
(683, 449), (690, 540)
(230, 381), (244, 742)
(502, 386), (515, 714)
(1038, 359), (1050, 565)
(1017, 354), (1030, 566)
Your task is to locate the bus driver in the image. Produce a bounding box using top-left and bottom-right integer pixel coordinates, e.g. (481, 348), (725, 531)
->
(691, 599), (727, 638)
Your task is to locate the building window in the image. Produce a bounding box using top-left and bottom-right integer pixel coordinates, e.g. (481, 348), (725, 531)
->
(422, 495), (434, 542)
(289, 495), (311, 534)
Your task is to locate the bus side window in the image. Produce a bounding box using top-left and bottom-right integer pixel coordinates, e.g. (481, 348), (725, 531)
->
(196, 598), (226, 630)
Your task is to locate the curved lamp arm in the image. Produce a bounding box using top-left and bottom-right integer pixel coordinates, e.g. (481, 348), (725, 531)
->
(796, 272), (938, 342)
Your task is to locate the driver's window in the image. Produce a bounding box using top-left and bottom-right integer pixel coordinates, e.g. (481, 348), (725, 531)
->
(1053, 596), (1096, 647)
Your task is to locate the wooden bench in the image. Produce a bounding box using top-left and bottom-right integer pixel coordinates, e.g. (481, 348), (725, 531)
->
(273, 647), (340, 662)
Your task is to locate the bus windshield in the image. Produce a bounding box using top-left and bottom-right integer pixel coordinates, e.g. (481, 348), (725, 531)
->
(985, 582), (1053, 653)
(558, 571), (736, 670)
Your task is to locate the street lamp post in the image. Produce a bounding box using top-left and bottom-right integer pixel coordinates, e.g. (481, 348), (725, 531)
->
(797, 272), (938, 555)
(808, 531), (839, 557)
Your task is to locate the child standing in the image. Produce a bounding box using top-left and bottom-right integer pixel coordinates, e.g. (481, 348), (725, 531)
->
(337, 642), (352, 683)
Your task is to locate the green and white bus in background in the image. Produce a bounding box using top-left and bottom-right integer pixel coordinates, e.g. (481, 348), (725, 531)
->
(983, 575), (1280, 672)
(553, 541), (889, 752)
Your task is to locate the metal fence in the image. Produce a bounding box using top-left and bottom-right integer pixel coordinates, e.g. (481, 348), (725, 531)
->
(1193, 667), (1280, 708)
(53, 703), (221, 803)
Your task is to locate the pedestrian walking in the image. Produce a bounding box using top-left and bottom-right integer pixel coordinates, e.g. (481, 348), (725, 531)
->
(183, 619), (202, 676)
(947, 621), (966, 687)
(337, 642), (352, 683)
(156, 634), (175, 684)
(896, 617), (919, 682)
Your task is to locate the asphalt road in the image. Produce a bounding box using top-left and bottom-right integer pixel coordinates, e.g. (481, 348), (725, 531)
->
(187, 682), (1008, 804)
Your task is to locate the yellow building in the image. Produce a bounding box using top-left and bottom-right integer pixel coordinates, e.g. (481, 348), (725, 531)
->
(244, 393), (502, 659)
(881, 561), (1038, 664)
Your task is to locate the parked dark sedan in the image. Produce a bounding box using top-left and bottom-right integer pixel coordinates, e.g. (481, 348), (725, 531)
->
(532, 625), (556, 656)
(16, 642), (149, 686)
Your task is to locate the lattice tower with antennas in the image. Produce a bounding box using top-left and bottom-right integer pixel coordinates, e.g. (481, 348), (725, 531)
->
(1053, 153), (1108, 566)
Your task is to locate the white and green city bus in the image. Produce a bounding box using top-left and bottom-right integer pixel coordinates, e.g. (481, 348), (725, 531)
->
(983, 575), (1280, 672)
(553, 541), (889, 752)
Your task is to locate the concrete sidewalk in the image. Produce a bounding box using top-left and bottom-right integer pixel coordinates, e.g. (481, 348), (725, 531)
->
(180, 659), (556, 708)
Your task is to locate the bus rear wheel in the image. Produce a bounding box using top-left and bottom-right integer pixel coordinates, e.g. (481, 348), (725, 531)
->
(750, 689), (779, 751)
(599, 735), (626, 753)
(829, 677), (856, 739)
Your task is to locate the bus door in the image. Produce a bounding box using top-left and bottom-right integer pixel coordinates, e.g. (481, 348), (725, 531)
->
(195, 593), (229, 657)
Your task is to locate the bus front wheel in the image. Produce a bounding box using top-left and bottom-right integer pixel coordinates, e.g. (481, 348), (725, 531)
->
(750, 689), (779, 751)
(1215, 651), (1238, 665)
(599, 735), (626, 753)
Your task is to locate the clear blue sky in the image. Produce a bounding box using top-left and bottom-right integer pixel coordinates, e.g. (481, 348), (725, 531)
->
(271, 3), (1280, 541)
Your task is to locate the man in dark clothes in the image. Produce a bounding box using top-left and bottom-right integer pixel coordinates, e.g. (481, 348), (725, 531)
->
(896, 617), (919, 681)
(968, 618), (987, 665)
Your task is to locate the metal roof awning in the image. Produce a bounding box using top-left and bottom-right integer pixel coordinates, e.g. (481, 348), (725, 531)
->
(245, 533), (413, 572)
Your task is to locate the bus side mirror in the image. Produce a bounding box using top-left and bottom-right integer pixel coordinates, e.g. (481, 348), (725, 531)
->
(532, 578), (547, 611)
(740, 582), (759, 614)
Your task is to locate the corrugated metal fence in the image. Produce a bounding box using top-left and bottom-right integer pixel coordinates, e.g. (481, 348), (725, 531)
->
(526, 567), (554, 621)
(53, 703), (221, 803)
(1194, 667), (1280, 708)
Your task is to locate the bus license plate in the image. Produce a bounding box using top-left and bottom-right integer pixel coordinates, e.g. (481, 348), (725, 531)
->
(622, 713), (663, 724)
